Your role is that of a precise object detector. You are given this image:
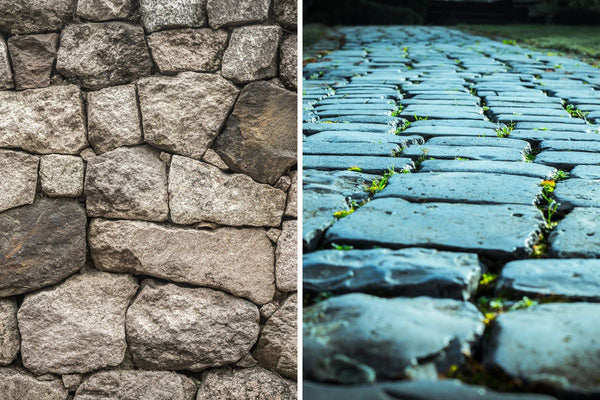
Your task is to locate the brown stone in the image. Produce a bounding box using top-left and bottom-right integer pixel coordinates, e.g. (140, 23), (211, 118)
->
(7, 33), (59, 90)
(0, 150), (38, 213)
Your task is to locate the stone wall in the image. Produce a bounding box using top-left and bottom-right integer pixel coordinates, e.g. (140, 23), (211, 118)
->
(0, 0), (297, 398)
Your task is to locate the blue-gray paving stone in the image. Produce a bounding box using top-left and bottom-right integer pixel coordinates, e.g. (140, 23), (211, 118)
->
(571, 165), (600, 179)
(318, 98), (395, 105)
(420, 160), (556, 179)
(325, 198), (544, 258)
(484, 303), (600, 396)
(320, 115), (404, 126)
(303, 122), (395, 135)
(488, 108), (569, 117)
(314, 104), (396, 112)
(549, 207), (600, 258)
(539, 140), (600, 152)
(510, 129), (600, 142)
(497, 115), (583, 125)
(378, 172), (542, 205)
(303, 248), (482, 300)
(536, 151), (600, 169)
(486, 101), (565, 110)
(496, 259), (600, 300)
(304, 294), (484, 383)
(303, 141), (399, 156)
(426, 136), (531, 150)
(483, 96), (563, 104)
(402, 99), (480, 106)
(306, 131), (424, 146)
(553, 179), (600, 209)
(316, 109), (395, 117)
(303, 155), (413, 174)
(402, 145), (525, 161)
(515, 122), (595, 132)
(402, 126), (498, 139)
(409, 119), (499, 129)
(401, 111), (483, 121)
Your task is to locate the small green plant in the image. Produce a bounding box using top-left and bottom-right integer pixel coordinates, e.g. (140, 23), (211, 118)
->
(496, 125), (513, 138)
(540, 190), (559, 229)
(413, 114), (428, 121)
(395, 120), (411, 134)
(469, 87), (477, 96)
(554, 170), (569, 181)
(347, 166), (362, 172)
(479, 272), (498, 291)
(554, 64), (563, 69)
(391, 105), (404, 117)
(333, 209), (354, 219)
(541, 179), (556, 193)
(454, 157), (467, 161)
(502, 39), (517, 45)
(482, 106), (489, 111)
(414, 148), (431, 168)
(364, 168), (397, 195)
(331, 243), (353, 250)
(566, 104), (589, 119)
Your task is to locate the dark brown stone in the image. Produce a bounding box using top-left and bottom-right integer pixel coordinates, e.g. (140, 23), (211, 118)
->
(8, 33), (59, 90)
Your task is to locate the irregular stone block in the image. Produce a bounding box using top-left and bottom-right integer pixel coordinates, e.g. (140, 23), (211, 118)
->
(0, 368), (68, 400)
(553, 179), (600, 209)
(84, 146), (169, 221)
(137, 72), (238, 159)
(140, 0), (206, 33)
(274, 0), (297, 28)
(402, 145), (525, 161)
(285, 170), (297, 217)
(87, 84), (143, 154)
(484, 303), (600, 395)
(126, 281), (259, 371)
(77, 0), (132, 21)
(207, 0), (269, 28)
(222, 25), (282, 83)
(40, 155), (84, 197)
(89, 218), (275, 304)
(168, 155), (286, 227)
(420, 160), (556, 179)
(254, 294), (297, 379)
(549, 208), (600, 258)
(304, 294), (484, 383)
(0, 36), (12, 89)
(0, 150), (38, 212)
(197, 367), (296, 400)
(0, 299), (19, 365)
(571, 165), (600, 179)
(0, 85), (88, 154)
(304, 248), (481, 300)
(0, 199), (86, 297)
(56, 22), (152, 89)
(0, 0), (73, 34)
(536, 151), (600, 169)
(18, 270), (139, 375)
(214, 81), (297, 185)
(74, 370), (196, 400)
(7, 33), (58, 89)
(62, 374), (82, 392)
(276, 220), (297, 292)
(147, 28), (228, 73)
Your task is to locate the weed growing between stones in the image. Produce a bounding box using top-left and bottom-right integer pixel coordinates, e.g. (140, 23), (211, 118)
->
(554, 169), (569, 181)
(565, 103), (589, 119)
(502, 39), (517, 45)
(303, 291), (333, 306)
(347, 166), (362, 172)
(391, 104), (404, 117)
(495, 125), (513, 138)
(364, 168), (397, 195)
(331, 243), (353, 250)
(523, 143), (540, 163)
(395, 120), (411, 134)
(413, 148), (432, 169)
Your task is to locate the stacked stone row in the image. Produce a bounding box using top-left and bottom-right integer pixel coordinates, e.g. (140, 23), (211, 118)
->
(303, 26), (600, 399)
(0, 0), (297, 399)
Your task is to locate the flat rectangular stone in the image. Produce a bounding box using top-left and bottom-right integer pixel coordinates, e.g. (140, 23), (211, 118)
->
(402, 145), (524, 161)
(549, 208), (600, 258)
(488, 108), (570, 117)
(540, 140), (600, 152)
(510, 130), (600, 142)
(486, 101), (565, 110)
(305, 131), (424, 145)
(420, 160), (556, 179)
(553, 179), (600, 209)
(303, 141), (400, 156)
(320, 116), (403, 126)
(303, 155), (413, 174)
(410, 119), (499, 129)
(402, 126), (498, 139)
(426, 136), (530, 150)
(571, 165), (600, 179)
(497, 115), (584, 124)
(303, 123), (394, 135)
(515, 122), (596, 132)
(536, 151), (600, 169)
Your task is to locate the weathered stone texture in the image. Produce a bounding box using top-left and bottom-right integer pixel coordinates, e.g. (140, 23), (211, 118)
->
(0, 199), (87, 297)
(40, 155), (85, 197)
(206, 0), (270, 28)
(0, 150), (38, 213)
(214, 81), (297, 185)
(137, 72), (238, 159)
(84, 146), (169, 221)
(280, 35), (297, 89)
(222, 25), (282, 83)
(286, 171), (297, 217)
(77, 0), (132, 21)
(56, 22), (153, 89)
(89, 218), (275, 304)
(0, 85), (88, 154)
(169, 155), (286, 227)
(0, 0), (74, 34)
(140, 0), (207, 33)
(87, 84), (143, 154)
(276, 221), (297, 292)
(274, 0), (297, 28)
(126, 281), (260, 371)
(7, 33), (59, 90)
(0, 368), (68, 400)
(18, 270), (139, 375)
(148, 28), (228, 73)
(0, 36), (12, 90)
(0, 299), (19, 366)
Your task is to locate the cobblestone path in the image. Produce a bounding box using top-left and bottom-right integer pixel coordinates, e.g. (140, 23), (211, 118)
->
(303, 26), (600, 399)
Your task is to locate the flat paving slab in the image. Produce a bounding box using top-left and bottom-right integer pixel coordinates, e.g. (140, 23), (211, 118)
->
(303, 155), (413, 174)
(420, 160), (556, 179)
(549, 207), (600, 258)
(553, 179), (600, 209)
(402, 145), (525, 161)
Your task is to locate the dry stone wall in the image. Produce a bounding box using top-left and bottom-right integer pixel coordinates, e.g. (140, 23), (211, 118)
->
(0, 0), (297, 398)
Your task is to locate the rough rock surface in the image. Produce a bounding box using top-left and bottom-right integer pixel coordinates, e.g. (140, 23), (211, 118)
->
(7, 33), (59, 89)
(274, 0), (297, 28)
(0, 36), (12, 89)
(0, 199), (87, 297)
(137, 72), (238, 159)
(254, 294), (297, 379)
(0, 150), (38, 212)
(77, 0), (132, 21)
(88, 218), (275, 304)
(0, 367), (68, 400)
(140, 0), (207, 33)
(280, 35), (297, 89)
(214, 81), (297, 185)
(549, 208), (600, 258)
(147, 29), (228, 73)
(276, 221), (297, 292)
(74, 370), (196, 400)
(0, 299), (19, 365)
(197, 367), (297, 400)
(87, 84), (143, 154)
(222, 25), (282, 83)
(84, 146), (169, 221)
(168, 155), (286, 227)
(126, 281), (260, 371)
(206, 0), (270, 28)
(286, 171), (297, 217)
(0, 0), (74, 34)
(18, 270), (139, 375)
(56, 22), (153, 89)
(0, 85), (88, 154)
(40, 155), (85, 197)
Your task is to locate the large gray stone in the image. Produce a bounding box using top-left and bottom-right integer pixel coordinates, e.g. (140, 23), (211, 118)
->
(137, 72), (238, 159)
(206, 0), (269, 28)
(0, 150), (38, 212)
(126, 281), (260, 371)
(276, 220), (297, 292)
(74, 370), (196, 400)
(420, 160), (556, 179)
(221, 25), (282, 83)
(77, 0), (132, 21)
(571, 165), (600, 179)
(214, 81), (297, 185)
(304, 294), (484, 383)
(280, 35), (297, 90)
(18, 270), (139, 375)
(274, 0), (297, 28)
(40, 155), (84, 197)
(85, 146), (169, 221)
(140, 0), (207, 33)
(0, 368), (68, 400)
(89, 218), (275, 305)
(304, 248), (481, 300)
(0, 0), (73, 34)
(56, 22), (153, 89)
(0, 85), (88, 154)
(0, 199), (87, 297)
(402, 145), (525, 161)
(484, 303), (600, 395)
(286, 170), (297, 217)
(549, 208), (600, 258)
(254, 294), (297, 379)
(0, 36), (12, 90)
(7, 33), (59, 90)
(168, 155), (286, 227)
(147, 28), (228, 73)
(536, 151), (600, 169)
(553, 179), (600, 209)
(0, 299), (19, 365)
